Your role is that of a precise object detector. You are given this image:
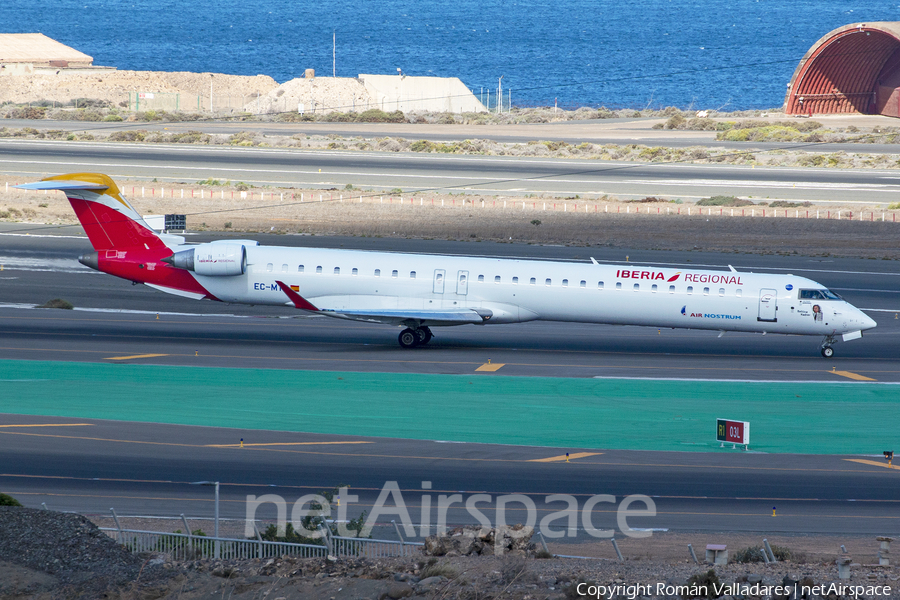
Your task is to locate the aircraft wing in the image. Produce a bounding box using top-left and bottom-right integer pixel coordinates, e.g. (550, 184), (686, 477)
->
(321, 308), (489, 326)
(274, 281), (490, 326)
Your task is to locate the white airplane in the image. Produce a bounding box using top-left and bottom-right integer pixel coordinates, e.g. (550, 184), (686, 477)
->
(17, 173), (876, 357)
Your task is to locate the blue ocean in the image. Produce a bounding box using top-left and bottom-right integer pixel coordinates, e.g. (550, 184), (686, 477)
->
(3, 1), (900, 109)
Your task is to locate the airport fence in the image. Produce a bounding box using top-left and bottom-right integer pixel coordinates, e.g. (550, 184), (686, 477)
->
(128, 91), (261, 114)
(99, 526), (423, 561)
(6, 179), (900, 223)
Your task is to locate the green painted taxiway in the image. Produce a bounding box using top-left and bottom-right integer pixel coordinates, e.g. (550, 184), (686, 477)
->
(1, 360), (896, 454)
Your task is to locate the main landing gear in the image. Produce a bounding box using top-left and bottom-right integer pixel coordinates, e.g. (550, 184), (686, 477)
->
(821, 335), (837, 358)
(398, 326), (433, 348)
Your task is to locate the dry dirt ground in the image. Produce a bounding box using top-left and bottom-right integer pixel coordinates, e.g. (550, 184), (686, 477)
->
(2, 176), (899, 260)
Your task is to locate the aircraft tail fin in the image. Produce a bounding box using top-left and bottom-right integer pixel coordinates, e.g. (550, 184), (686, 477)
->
(16, 173), (167, 251)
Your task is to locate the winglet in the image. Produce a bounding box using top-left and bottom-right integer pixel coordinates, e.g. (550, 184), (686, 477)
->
(275, 281), (320, 311)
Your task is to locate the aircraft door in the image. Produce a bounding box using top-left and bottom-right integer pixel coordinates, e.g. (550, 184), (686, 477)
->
(433, 269), (446, 294)
(758, 288), (777, 322)
(457, 270), (469, 295)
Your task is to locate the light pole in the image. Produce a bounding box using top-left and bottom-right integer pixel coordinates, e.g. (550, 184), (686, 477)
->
(191, 481), (220, 558)
(498, 76), (503, 115)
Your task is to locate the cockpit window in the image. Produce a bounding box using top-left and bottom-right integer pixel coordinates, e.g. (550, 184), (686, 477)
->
(799, 289), (841, 300)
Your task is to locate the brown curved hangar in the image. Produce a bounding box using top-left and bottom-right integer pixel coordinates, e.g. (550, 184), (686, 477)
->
(784, 22), (900, 117)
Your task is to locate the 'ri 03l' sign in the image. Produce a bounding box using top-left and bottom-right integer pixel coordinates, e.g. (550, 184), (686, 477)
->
(716, 418), (750, 447)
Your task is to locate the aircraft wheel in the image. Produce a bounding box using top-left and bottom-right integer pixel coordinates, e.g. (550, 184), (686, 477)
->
(416, 326), (433, 345)
(821, 346), (834, 358)
(398, 328), (419, 348)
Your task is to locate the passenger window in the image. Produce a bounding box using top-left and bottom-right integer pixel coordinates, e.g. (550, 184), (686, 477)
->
(316, 266), (322, 274)
(615, 282), (622, 290)
(266, 263), (273, 272)
(334, 267), (340, 275)
(392, 270), (398, 278)
(374, 269), (381, 277)
(562, 279), (568, 287)
(687, 286), (693, 294)
(652, 284), (657, 292)
(478, 275), (485, 282)
(545, 278), (552, 286)
(719, 288), (725, 296)
(633, 283), (640, 291)
(530, 277), (536, 285)
(598, 281), (604, 289)
(410, 271), (416, 279)
(281, 264), (288, 273)
(703, 287), (709, 295)
(669, 285), (675, 293)
(298, 265), (304, 273)
(512, 276), (519, 284)
(736, 288), (742, 297)
(580, 280), (586, 288)
(494, 275), (501, 283)
(352, 268), (358, 276)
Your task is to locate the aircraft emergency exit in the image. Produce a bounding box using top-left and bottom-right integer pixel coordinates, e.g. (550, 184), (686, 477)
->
(17, 173), (877, 356)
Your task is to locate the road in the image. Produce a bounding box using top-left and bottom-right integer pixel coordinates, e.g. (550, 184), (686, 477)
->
(2, 138), (899, 203)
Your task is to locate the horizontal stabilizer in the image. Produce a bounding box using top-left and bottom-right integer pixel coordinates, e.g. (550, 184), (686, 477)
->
(15, 180), (109, 191)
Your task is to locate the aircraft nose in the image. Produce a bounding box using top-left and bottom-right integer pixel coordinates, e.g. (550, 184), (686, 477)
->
(860, 312), (877, 331)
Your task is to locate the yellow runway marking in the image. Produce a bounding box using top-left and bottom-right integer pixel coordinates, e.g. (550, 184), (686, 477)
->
(206, 441), (373, 448)
(844, 459), (897, 470)
(3, 430), (900, 477)
(475, 362), (505, 372)
(529, 452), (602, 463)
(831, 370), (876, 381)
(104, 353), (169, 361)
(0, 423), (93, 428)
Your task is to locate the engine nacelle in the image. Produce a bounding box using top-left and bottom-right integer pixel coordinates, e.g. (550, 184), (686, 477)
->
(164, 243), (247, 276)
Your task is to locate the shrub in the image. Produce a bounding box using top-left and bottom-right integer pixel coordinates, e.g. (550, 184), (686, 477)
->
(0, 493), (22, 506)
(420, 561), (458, 579)
(769, 200), (812, 208)
(732, 545), (793, 563)
(355, 109), (406, 123)
(102, 114), (124, 122)
(197, 178), (225, 186)
(665, 113), (686, 129)
(685, 569), (721, 599)
(696, 195), (754, 207)
(108, 130), (146, 142)
(888, 202), (900, 209)
(37, 298), (74, 309)
(8, 106), (47, 119)
(732, 546), (767, 563)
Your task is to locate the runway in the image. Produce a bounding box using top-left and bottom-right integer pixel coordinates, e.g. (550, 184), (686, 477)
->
(1, 414), (899, 538)
(2, 138), (900, 203)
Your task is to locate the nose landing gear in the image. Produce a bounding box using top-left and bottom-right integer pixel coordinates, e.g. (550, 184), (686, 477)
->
(820, 335), (837, 358)
(398, 326), (434, 348)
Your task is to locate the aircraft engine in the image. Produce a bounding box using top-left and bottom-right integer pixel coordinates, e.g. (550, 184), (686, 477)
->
(163, 243), (247, 276)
